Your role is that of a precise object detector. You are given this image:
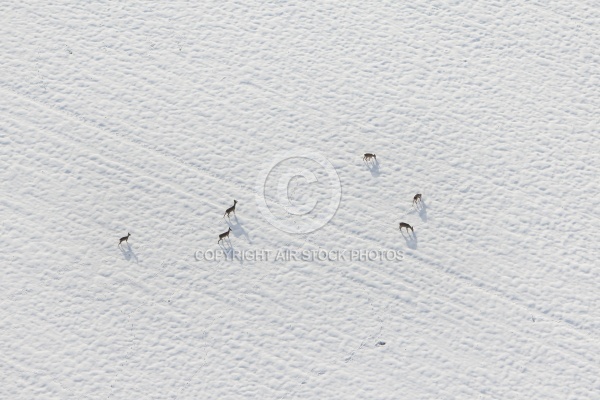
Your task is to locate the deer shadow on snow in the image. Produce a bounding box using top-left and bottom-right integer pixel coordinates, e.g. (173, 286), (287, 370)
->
(119, 243), (139, 263)
(400, 230), (418, 250)
(218, 237), (234, 251)
(364, 159), (380, 177)
(219, 240), (246, 265)
(218, 236), (246, 265)
(226, 215), (251, 244)
(415, 201), (428, 222)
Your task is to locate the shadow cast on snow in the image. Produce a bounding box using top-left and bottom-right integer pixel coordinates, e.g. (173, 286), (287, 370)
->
(416, 201), (428, 222)
(364, 159), (380, 177)
(226, 215), (251, 244)
(401, 230), (418, 250)
(218, 239), (247, 265)
(119, 243), (138, 263)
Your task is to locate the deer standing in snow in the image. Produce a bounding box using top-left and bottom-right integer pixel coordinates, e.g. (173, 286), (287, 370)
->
(399, 222), (414, 234)
(223, 200), (238, 219)
(413, 193), (422, 207)
(363, 153), (377, 162)
(218, 227), (232, 244)
(119, 233), (130, 247)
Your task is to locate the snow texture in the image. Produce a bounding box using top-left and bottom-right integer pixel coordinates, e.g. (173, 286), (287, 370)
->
(1, 1), (599, 399)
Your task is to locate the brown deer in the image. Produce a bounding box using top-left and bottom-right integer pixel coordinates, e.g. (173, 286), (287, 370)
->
(413, 193), (422, 207)
(363, 153), (376, 162)
(119, 232), (130, 246)
(218, 227), (232, 244)
(399, 222), (414, 233)
(223, 200), (238, 218)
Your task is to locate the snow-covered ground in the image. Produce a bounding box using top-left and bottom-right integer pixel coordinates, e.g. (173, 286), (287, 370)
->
(1, 1), (598, 399)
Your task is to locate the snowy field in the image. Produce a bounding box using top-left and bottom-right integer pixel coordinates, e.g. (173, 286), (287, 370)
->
(1, 1), (599, 399)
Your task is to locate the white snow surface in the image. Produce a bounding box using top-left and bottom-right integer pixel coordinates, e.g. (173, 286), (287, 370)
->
(1, 1), (599, 399)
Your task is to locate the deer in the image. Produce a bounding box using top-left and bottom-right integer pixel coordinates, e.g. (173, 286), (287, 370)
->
(363, 153), (377, 162)
(399, 222), (414, 234)
(223, 200), (238, 219)
(218, 227), (232, 244)
(413, 193), (422, 207)
(119, 232), (131, 246)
